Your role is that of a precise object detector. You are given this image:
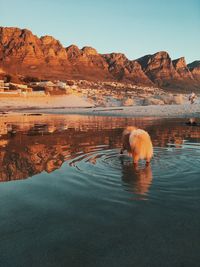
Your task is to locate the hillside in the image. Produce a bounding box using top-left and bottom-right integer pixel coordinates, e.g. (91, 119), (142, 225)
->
(0, 26), (200, 92)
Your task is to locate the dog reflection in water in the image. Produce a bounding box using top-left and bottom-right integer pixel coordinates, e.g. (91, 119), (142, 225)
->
(120, 159), (153, 196)
(120, 126), (153, 165)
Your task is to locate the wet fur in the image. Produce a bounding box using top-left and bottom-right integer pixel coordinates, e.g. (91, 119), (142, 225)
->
(121, 126), (153, 164)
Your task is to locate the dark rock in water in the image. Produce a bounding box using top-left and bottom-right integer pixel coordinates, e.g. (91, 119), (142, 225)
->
(25, 113), (43, 116)
(185, 118), (198, 126)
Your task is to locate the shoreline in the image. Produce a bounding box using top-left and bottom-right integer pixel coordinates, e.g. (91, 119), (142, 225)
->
(0, 92), (200, 118)
(1, 103), (200, 118)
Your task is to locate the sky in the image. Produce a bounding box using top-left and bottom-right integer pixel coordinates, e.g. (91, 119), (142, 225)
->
(1, 0), (200, 63)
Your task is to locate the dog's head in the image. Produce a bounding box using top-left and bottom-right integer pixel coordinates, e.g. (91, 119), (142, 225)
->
(123, 126), (138, 136)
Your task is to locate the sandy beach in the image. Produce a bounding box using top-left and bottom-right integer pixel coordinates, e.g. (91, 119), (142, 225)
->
(0, 94), (200, 118)
(0, 94), (94, 110)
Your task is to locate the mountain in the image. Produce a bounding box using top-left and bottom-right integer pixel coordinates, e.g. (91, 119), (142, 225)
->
(172, 57), (193, 79)
(188, 61), (200, 81)
(103, 53), (152, 85)
(137, 51), (179, 86)
(0, 26), (199, 91)
(137, 52), (200, 91)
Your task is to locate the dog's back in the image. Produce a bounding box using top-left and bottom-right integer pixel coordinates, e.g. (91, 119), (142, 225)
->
(121, 126), (153, 163)
(129, 129), (153, 160)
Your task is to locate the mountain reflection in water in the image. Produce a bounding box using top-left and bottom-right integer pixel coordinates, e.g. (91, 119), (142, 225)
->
(0, 114), (200, 183)
(1, 114), (200, 267)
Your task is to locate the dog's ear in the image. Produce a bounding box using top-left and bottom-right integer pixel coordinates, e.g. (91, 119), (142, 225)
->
(123, 126), (137, 135)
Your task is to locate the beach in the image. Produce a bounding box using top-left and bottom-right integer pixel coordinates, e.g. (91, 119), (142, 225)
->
(34, 104), (200, 118)
(0, 94), (94, 111)
(0, 94), (200, 118)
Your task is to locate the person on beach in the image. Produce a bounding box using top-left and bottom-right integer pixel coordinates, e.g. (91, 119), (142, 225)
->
(188, 92), (197, 104)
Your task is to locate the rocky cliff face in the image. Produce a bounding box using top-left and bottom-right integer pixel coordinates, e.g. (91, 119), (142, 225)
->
(172, 57), (193, 79)
(137, 52), (199, 90)
(0, 26), (199, 91)
(103, 53), (153, 85)
(188, 61), (200, 81)
(137, 52), (181, 87)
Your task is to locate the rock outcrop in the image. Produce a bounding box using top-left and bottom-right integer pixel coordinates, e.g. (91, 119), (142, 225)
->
(137, 52), (200, 91)
(137, 51), (179, 86)
(103, 53), (153, 85)
(188, 61), (200, 80)
(172, 57), (193, 79)
(0, 26), (199, 91)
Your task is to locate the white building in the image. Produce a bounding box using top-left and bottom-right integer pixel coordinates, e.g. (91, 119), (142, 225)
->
(36, 81), (55, 87)
(0, 80), (4, 90)
(8, 83), (28, 89)
(56, 81), (67, 89)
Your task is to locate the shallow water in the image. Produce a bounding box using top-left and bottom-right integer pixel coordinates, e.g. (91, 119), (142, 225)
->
(0, 115), (200, 267)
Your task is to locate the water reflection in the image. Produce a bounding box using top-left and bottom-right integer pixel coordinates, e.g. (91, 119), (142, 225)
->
(0, 114), (200, 182)
(120, 157), (153, 196)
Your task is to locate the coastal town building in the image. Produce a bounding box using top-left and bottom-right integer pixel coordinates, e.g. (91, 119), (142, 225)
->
(0, 80), (4, 88)
(0, 80), (9, 92)
(0, 81), (33, 96)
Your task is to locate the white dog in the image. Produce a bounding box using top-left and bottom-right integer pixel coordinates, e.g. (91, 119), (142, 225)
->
(121, 126), (153, 165)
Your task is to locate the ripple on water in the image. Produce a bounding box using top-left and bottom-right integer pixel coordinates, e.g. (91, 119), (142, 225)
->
(67, 142), (200, 204)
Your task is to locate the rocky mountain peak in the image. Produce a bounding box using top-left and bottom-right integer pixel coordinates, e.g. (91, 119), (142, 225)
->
(188, 61), (200, 70)
(173, 57), (186, 68)
(137, 51), (179, 86)
(105, 52), (127, 61)
(40, 35), (60, 45)
(146, 51), (171, 68)
(82, 46), (98, 55)
(65, 45), (82, 60)
(153, 51), (170, 59)
(0, 27), (34, 45)
(172, 57), (193, 79)
(188, 61), (200, 80)
(102, 53), (152, 84)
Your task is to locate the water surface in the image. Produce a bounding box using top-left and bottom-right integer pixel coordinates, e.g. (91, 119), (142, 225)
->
(0, 114), (200, 267)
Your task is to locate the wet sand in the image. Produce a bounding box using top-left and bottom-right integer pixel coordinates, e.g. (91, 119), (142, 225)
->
(17, 104), (200, 118)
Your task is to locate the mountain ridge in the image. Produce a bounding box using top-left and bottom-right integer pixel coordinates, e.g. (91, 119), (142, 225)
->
(0, 26), (200, 91)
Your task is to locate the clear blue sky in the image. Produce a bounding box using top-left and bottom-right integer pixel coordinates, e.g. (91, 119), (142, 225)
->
(1, 0), (200, 63)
